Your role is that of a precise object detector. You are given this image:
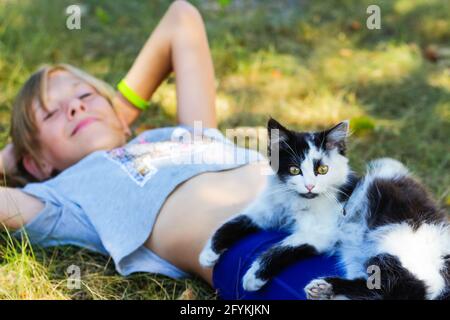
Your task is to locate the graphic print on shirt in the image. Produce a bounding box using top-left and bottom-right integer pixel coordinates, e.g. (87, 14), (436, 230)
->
(104, 135), (237, 187)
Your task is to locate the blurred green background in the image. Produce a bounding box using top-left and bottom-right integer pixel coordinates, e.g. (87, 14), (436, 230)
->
(0, 0), (449, 299)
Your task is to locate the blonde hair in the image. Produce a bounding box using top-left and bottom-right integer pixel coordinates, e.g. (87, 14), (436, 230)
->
(6, 63), (118, 187)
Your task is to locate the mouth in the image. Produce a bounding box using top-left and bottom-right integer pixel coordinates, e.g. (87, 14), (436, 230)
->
(72, 117), (97, 136)
(299, 192), (319, 199)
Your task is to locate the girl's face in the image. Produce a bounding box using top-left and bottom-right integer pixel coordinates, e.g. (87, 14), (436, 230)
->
(29, 70), (130, 178)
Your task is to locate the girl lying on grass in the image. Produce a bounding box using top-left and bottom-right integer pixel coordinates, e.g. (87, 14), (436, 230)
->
(0, 0), (346, 299)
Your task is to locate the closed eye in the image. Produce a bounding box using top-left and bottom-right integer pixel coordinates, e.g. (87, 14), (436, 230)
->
(79, 92), (93, 99)
(44, 92), (93, 120)
(44, 109), (57, 120)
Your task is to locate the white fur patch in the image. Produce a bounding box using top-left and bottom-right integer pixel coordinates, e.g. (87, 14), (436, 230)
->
(337, 220), (370, 279)
(242, 261), (267, 291)
(367, 158), (409, 180)
(199, 238), (220, 267)
(371, 222), (450, 299)
(283, 196), (342, 252)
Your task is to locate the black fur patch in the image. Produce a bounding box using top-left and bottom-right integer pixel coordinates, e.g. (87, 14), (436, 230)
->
(255, 244), (318, 280)
(337, 173), (360, 203)
(366, 176), (445, 230)
(312, 158), (321, 176)
(324, 277), (380, 300)
(310, 122), (347, 156)
(437, 291), (450, 300)
(211, 215), (261, 253)
(325, 254), (427, 300)
(366, 254), (427, 300)
(437, 258), (450, 300)
(267, 118), (310, 180)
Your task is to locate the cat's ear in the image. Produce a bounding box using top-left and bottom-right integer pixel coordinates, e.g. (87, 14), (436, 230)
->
(324, 120), (349, 154)
(267, 117), (290, 170)
(267, 117), (290, 145)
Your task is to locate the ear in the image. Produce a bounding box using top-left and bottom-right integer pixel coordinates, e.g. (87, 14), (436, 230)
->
(324, 120), (349, 153)
(267, 117), (290, 143)
(22, 154), (54, 181)
(267, 117), (291, 162)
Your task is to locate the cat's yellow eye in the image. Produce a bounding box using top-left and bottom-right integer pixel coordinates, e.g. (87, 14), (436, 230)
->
(289, 166), (301, 175)
(317, 165), (329, 175)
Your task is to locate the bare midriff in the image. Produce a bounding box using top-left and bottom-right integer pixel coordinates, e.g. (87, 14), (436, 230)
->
(144, 161), (270, 285)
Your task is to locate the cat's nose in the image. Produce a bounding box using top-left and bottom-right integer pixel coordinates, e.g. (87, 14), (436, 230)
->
(305, 184), (315, 192)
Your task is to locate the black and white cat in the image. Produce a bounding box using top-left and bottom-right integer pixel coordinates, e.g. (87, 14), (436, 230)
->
(199, 118), (358, 291)
(305, 158), (450, 300)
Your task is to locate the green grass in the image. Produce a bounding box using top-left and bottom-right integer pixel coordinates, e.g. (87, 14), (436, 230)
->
(0, 0), (449, 299)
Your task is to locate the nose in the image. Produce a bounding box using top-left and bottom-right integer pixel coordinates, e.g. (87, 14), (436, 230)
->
(305, 184), (315, 192)
(67, 98), (86, 119)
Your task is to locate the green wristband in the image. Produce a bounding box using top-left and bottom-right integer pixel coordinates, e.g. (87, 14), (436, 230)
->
(117, 80), (150, 111)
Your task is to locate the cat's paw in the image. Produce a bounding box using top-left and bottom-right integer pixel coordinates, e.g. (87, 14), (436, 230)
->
(242, 262), (267, 291)
(304, 279), (334, 300)
(199, 244), (220, 268)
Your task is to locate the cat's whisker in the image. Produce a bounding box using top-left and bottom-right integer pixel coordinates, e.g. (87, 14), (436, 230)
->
(264, 188), (296, 197)
(264, 187), (291, 195)
(329, 192), (340, 205)
(322, 191), (335, 204)
(280, 139), (302, 162)
(328, 185), (350, 199)
(323, 190), (340, 207)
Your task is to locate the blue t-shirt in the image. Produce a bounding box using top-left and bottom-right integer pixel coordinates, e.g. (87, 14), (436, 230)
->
(13, 126), (265, 279)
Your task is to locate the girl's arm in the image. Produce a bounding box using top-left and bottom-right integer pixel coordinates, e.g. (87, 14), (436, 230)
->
(113, 0), (217, 128)
(0, 143), (17, 176)
(0, 187), (44, 230)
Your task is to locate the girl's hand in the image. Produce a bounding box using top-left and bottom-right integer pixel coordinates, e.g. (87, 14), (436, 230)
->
(0, 143), (18, 175)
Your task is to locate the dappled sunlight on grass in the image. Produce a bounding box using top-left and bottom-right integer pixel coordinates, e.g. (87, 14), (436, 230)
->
(152, 83), (178, 120)
(420, 18), (450, 41)
(215, 49), (369, 127)
(428, 70), (450, 92)
(434, 101), (450, 123)
(317, 44), (422, 87)
(0, 231), (69, 299)
(276, 92), (365, 128)
(393, 0), (441, 14)
(215, 92), (234, 123)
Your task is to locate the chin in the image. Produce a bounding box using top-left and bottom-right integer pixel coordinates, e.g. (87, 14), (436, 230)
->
(87, 133), (125, 151)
